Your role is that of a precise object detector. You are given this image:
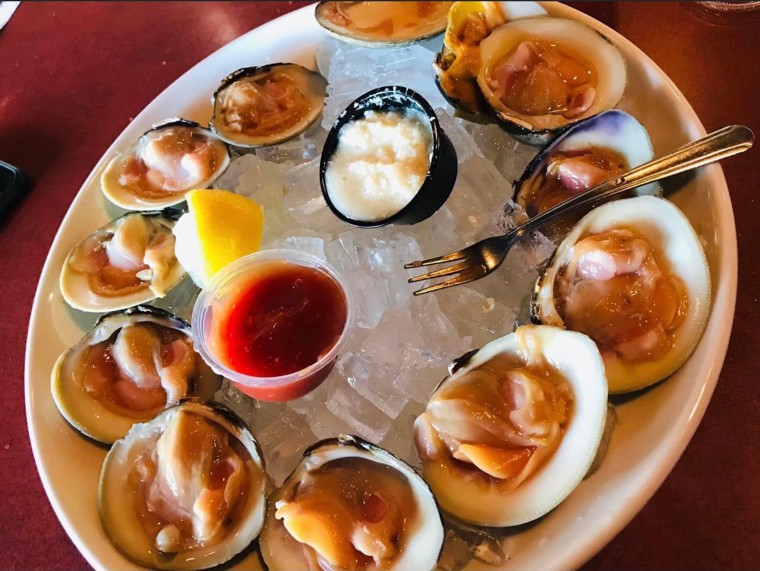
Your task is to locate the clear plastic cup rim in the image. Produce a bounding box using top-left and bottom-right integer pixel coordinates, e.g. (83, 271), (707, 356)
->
(191, 249), (354, 389)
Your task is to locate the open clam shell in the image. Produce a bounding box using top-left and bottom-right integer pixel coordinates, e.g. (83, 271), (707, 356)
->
(315, 1), (453, 47)
(51, 305), (221, 444)
(59, 209), (186, 313)
(514, 109), (659, 218)
(209, 63), (327, 149)
(101, 119), (230, 211)
(531, 196), (711, 393)
(477, 17), (627, 145)
(434, 1), (548, 116)
(260, 435), (444, 571)
(99, 399), (266, 570)
(414, 325), (608, 527)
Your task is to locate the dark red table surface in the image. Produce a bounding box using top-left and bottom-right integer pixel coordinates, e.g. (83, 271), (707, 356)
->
(1, 2), (758, 570)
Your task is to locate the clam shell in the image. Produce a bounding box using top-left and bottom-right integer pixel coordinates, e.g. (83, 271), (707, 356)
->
(101, 119), (230, 211)
(59, 209), (186, 313)
(433, 1), (548, 115)
(513, 110), (660, 216)
(99, 399), (266, 570)
(415, 325), (608, 527)
(477, 17), (627, 145)
(531, 196), (711, 393)
(209, 63), (327, 149)
(51, 305), (221, 444)
(315, 1), (452, 47)
(260, 434), (444, 571)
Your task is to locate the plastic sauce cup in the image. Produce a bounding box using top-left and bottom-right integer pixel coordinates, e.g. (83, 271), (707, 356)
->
(192, 249), (353, 402)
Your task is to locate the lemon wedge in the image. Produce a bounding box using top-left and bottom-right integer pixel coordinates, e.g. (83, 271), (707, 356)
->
(172, 189), (264, 288)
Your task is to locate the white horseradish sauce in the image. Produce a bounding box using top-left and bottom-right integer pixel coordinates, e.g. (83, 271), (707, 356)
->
(325, 109), (432, 222)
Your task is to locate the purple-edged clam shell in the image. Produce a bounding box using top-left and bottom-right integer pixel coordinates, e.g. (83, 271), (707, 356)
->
(513, 110), (659, 213)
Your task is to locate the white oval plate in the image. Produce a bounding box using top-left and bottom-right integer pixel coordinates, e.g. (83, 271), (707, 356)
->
(25, 3), (736, 570)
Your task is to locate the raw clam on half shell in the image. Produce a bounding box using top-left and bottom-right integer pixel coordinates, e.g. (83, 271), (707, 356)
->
(99, 400), (267, 570)
(260, 435), (444, 571)
(414, 325), (608, 527)
(477, 17), (627, 144)
(514, 109), (658, 219)
(532, 196), (711, 394)
(210, 63), (327, 148)
(60, 210), (186, 312)
(101, 119), (230, 211)
(434, 1), (548, 115)
(51, 306), (220, 444)
(315, 1), (453, 47)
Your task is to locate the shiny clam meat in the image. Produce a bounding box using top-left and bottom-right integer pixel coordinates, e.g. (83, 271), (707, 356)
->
(316, 1), (453, 47)
(59, 210), (186, 312)
(51, 306), (220, 444)
(477, 17), (627, 143)
(260, 435), (444, 571)
(210, 63), (327, 148)
(434, 1), (547, 115)
(101, 119), (230, 210)
(532, 196), (711, 394)
(414, 325), (608, 527)
(514, 109), (658, 218)
(99, 400), (267, 570)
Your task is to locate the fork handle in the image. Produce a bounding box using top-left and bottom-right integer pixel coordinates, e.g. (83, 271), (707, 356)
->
(513, 124), (754, 239)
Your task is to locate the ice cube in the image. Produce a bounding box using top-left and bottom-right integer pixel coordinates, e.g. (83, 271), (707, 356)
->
(465, 122), (538, 182)
(213, 380), (257, 426)
(260, 207), (298, 246)
(324, 233), (358, 275)
(435, 108), (481, 164)
(379, 401), (423, 466)
(152, 275), (199, 322)
(339, 353), (409, 420)
(255, 123), (329, 165)
(411, 294), (471, 362)
(216, 154), (288, 208)
(403, 362), (448, 406)
(321, 43), (449, 128)
(252, 406), (315, 485)
(345, 267), (391, 329)
(404, 205), (460, 259)
(446, 155), (517, 245)
(283, 158), (344, 234)
(268, 235), (326, 260)
(326, 380), (395, 442)
(336, 306), (426, 419)
(315, 37), (341, 78)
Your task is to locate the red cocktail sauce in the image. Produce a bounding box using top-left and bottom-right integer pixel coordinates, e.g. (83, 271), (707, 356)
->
(214, 261), (348, 401)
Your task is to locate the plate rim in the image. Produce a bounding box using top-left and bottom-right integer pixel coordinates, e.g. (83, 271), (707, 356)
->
(24, 3), (738, 570)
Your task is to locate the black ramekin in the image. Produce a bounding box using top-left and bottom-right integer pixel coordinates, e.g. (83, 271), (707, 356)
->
(320, 85), (458, 228)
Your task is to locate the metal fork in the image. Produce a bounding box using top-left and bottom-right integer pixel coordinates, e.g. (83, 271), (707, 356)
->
(405, 124), (754, 295)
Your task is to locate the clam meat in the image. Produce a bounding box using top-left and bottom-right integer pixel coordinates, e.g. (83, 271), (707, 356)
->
(101, 119), (230, 210)
(514, 109), (658, 218)
(316, 1), (453, 47)
(477, 17), (627, 143)
(210, 63), (327, 148)
(414, 325), (608, 527)
(52, 306), (221, 444)
(99, 400), (267, 570)
(260, 435), (444, 571)
(60, 210), (185, 312)
(434, 1), (547, 115)
(532, 196), (711, 393)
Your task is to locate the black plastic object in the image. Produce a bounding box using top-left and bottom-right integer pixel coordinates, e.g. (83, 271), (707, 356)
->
(0, 160), (30, 221)
(320, 85), (458, 228)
